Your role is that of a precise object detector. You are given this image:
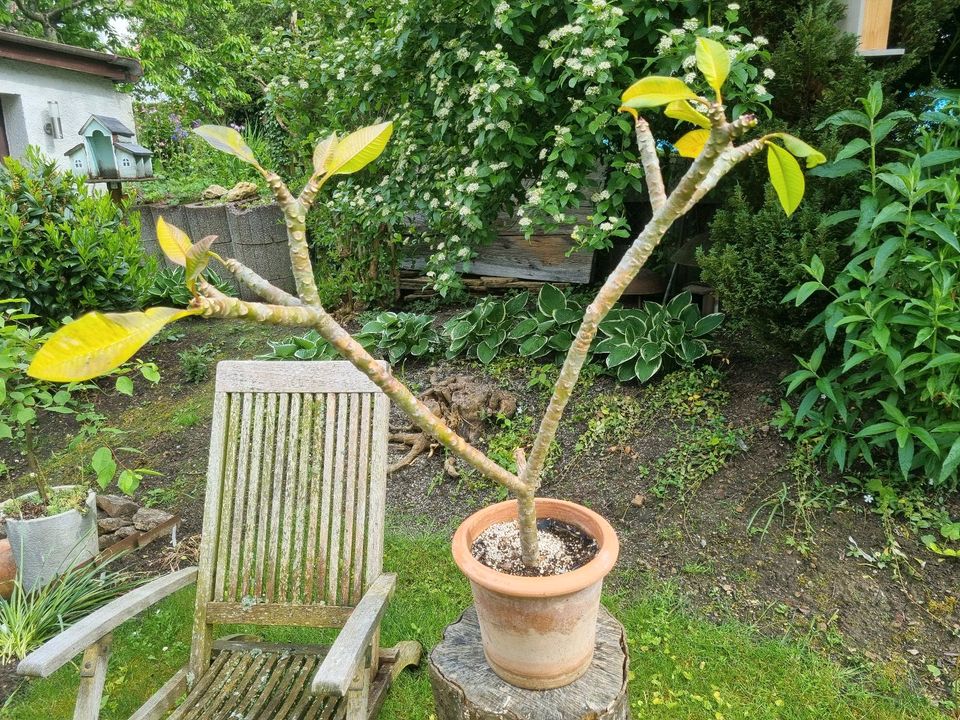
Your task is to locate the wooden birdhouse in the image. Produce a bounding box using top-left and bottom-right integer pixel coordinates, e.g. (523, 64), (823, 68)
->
(843, 0), (905, 56)
(64, 114), (153, 181)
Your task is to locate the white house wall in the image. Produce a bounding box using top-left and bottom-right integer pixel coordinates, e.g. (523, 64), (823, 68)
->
(0, 58), (136, 171)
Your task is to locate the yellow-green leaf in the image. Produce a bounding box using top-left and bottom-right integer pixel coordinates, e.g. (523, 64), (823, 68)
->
(27, 307), (201, 382)
(324, 121), (393, 177)
(774, 133), (827, 168)
(665, 100), (710, 129)
(695, 37), (730, 99)
(156, 217), (191, 267)
(312, 133), (337, 174)
(675, 129), (711, 158)
(194, 125), (258, 166)
(185, 235), (216, 293)
(621, 76), (699, 109)
(767, 142), (805, 217)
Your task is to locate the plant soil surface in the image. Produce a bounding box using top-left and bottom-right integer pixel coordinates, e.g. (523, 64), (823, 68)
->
(1, 317), (957, 707)
(471, 519), (598, 576)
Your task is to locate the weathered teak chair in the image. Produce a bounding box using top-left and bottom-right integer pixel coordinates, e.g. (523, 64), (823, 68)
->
(17, 360), (421, 720)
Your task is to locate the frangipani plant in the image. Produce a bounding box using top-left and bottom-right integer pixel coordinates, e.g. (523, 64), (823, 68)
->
(28, 39), (820, 567)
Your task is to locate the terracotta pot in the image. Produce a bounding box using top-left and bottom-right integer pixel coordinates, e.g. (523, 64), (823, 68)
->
(451, 498), (619, 689)
(0, 539), (15, 599)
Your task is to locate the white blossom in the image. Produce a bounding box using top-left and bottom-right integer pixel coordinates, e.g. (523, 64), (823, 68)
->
(565, 182), (577, 192)
(519, 217), (533, 227)
(754, 35), (769, 46)
(754, 84), (767, 96)
(683, 72), (697, 84)
(371, 64), (382, 76)
(682, 18), (699, 31)
(763, 68), (776, 80)
(727, 2), (740, 9)
(682, 55), (697, 69)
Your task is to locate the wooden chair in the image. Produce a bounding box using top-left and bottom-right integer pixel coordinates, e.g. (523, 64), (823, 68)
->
(17, 360), (422, 720)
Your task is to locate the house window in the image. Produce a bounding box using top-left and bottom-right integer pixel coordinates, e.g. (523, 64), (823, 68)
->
(73, 159), (83, 169)
(122, 157), (131, 167)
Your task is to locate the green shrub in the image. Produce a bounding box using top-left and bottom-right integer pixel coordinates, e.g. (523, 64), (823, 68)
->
(699, 185), (845, 349)
(779, 85), (960, 491)
(0, 149), (154, 323)
(444, 294), (529, 365)
(178, 344), (216, 383)
(357, 312), (440, 364)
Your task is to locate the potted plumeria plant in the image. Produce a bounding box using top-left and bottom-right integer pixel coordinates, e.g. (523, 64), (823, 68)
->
(27, 40), (820, 688)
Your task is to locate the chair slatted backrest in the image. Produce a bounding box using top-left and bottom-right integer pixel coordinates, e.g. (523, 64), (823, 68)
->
(190, 361), (389, 676)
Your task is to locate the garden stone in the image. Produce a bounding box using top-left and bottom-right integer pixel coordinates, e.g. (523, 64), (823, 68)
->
(98, 532), (123, 550)
(201, 184), (229, 200)
(133, 507), (174, 531)
(224, 181), (258, 202)
(98, 494), (139, 519)
(97, 517), (133, 533)
(114, 526), (138, 539)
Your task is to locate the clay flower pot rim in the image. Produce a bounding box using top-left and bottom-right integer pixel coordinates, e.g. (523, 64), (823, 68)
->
(2, 485), (94, 525)
(452, 498), (619, 599)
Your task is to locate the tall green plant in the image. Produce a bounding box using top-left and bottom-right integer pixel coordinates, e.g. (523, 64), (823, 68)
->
(780, 85), (960, 489)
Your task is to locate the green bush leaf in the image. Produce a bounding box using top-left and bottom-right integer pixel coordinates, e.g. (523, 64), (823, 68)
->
(695, 37), (730, 99)
(766, 143), (805, 217)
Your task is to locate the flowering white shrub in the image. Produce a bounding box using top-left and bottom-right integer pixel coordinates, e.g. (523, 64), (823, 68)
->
(251, 0), (771, 297)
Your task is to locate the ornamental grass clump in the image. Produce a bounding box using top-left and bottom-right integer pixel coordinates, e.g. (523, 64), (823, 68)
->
(27, 38), (820, 568)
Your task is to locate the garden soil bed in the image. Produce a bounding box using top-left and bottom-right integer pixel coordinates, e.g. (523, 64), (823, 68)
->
(1, 317), (957, 705)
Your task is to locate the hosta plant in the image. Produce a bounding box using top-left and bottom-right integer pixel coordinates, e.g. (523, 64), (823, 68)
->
(358, 311), (440, 364)
(444, 294), (530, 364)
(595, 292), (723, 383)
(27, 40), (818, 567)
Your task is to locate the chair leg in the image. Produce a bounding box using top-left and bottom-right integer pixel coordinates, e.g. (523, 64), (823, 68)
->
(385, 641), (422, 682)
(73, 633), (112, 720)
(345, 664), (370, 720)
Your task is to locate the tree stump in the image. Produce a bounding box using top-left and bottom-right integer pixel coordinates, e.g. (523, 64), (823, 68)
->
(429, 606), (629, 720)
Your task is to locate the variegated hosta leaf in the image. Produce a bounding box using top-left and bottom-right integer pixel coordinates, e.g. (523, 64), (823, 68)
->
(194, 125), (258, 166)
(313, 133), (338, 175)
(665, 100), (710, 129)
(675, 129), (711, 158)
(621, 76), (699, 109)
(185, 235), (216, 292)
(156, 216), (191, 267)
(324, 121), (393, 177)
(27, 307), (202, 382)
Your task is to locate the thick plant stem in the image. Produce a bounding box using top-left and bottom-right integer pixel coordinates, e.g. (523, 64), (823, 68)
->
(194, 289), (525, 496)
(520, 115), (742, 506)
(224, 259), (303, 306)
(635, 118), (666, 213)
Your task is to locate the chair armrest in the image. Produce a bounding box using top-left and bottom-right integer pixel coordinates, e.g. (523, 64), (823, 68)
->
(17, 566), (198, 678)
(311, 573), (396, 696)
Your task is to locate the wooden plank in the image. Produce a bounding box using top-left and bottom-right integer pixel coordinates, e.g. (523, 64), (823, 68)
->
(228, 654), (277, 719)
(278, 393), (302, 603)
(240, 393), (266, 599)
(180, 651), (247, 720)
(257, 655), (308, 719)
(128, 667), (188, 720)
(168, 652), (231, 720)
(264, 393), (289, 602)
(339, 394), (360, 605)
(234, 654), (292, 719)
(213, 395), (242, 600)
(860, 0), (892, 50)
(18, 568), (198, 678)
(216, 361), (386, 394)
(303, 393), (325, 604)
(350, 396), (372, 603)
(365, 395), (390, 586)
(72, 633), (111, 720)
(401, 235), (594, 283)
(291, 393), (314, 603)
(316, 393), (337, 603)
(326, 395), (349, 605)
(227, 393), (254, 601)
(311, 573), (396, 697)
(252, 394), (277, 598)
(189, 390), (230, 681)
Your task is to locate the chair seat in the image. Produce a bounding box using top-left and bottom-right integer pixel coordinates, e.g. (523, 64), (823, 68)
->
(168, 644), (344, 720)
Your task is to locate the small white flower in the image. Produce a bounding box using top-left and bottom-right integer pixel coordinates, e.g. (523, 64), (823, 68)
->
(519, 217), (533, 227)
(863, 494), (874, 504)
(600, 221), (614, 231)
(763, 68), (776, 80)
(466, 182), (480, 193)
(726, 34), (741, 44)
(683, 18), (699, 31)
(459, 205), (472, 216)
(754, 84), (767, 96)
(298, 79), (309, 89)
(683, 72), (697, 84)
(565, 182), (577, 192)
(707, 25), (724, 34)
(727, 2), (740, 9)
(371, 64), (382, 76)
(754, 35), (769, 46)
(682, 55), (697, 69)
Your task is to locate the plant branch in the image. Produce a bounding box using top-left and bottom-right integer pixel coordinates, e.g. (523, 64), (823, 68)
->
(519, 107), (744, 515)
(635, 117), (666, 213)
(191, 291), (525, 496)
(222, 258), (303, 306)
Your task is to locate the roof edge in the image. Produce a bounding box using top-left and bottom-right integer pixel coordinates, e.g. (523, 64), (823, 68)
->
(0, 30), (142, 83)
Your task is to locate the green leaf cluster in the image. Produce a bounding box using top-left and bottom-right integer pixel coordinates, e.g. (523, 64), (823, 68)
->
(779, 86), (960, 490)
(0, 150), (155, 324)
(358, 312), (441, 364)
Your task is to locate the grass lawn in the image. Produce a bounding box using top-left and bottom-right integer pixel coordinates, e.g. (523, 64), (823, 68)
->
(1, 528), (948, 720)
